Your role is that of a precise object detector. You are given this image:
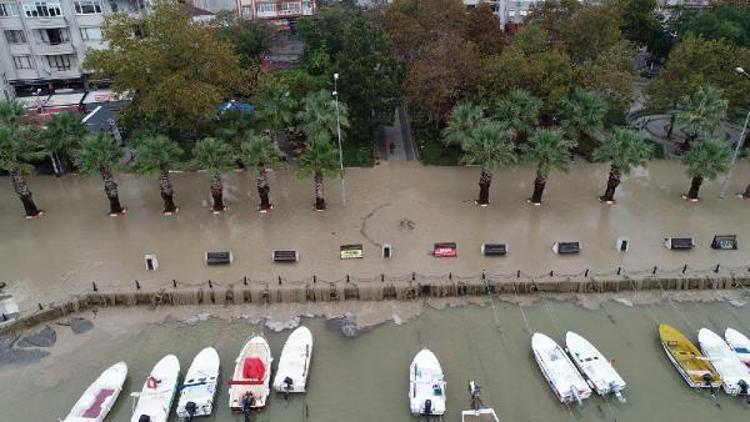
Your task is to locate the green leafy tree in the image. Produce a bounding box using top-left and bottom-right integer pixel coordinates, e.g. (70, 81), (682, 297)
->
(42, 112), (87, 176)
(215, 11), (274, 67)
(0, 125), (44, 217)
(558, 3), (625, 65)
(297, 89), (350, 139)
(681, 138), (732, 201)
(74, 133), (125, 215)
(616, 0), (673, 60)
(134, 134), (184, 214)
(520, 128), (575, 204)
(676, 6), (750, 48)
(214, 109), (253, 151)
(192, 137), (236, 213)
(239, 131), (284, 211)
(296, 133), (340, 210)
(0, 100), (24, 126)
(675, 85), (728, 148)
(593, 128), (653, 202)
(559, 88), (608, 143)
(494, 89), (541, 141)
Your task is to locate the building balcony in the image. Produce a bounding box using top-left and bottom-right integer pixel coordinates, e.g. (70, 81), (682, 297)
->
(8, 44), (32, 56)
(23, 16), (68, 29)
(34, 42), (75, 55)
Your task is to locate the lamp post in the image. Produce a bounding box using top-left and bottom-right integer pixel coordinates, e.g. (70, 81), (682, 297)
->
(332, 73), (347, 207)
(719, 67), (750, 199)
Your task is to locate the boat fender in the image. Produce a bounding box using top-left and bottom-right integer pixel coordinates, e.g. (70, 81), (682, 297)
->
(146, 376), (158, 389)
(424, 399), (432, 415)
(185, 401), (197, 416)
(138, 416), (151, 422)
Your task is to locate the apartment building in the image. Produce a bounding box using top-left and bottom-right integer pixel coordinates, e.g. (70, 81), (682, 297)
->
(236, 0), (314, 21)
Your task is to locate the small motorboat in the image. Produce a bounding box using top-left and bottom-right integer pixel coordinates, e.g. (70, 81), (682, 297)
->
(460, 380), (500, 422)
(566, 331), (627, 402)
(658, 323), (721, 389)
(409, 348), (447, 417)
(698, 328), (750, 396)
(130, 354), (181, 422)
(176, 347), (220, 420)
(228, 336), (273, 411)
(725, 328), (750, 366)
(272, 326), (313, 397)
(62, 362), (127, 422)
(532, 333), (591, 406)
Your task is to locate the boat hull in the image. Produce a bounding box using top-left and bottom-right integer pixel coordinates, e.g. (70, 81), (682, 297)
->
(659, 324), (721, 389)
(566, 331), (626, 397)
(409, 349), (447, 416)
(63, 362), (127, 422)
(272, 326), (313, 394)
(699, 328), (750, 396)
(229, 336), (273, 410)
(532, 333), (592, 404)
(176, 347), (220, 420)
(725, 328), (750, 367)
(130, 355), (181, 422)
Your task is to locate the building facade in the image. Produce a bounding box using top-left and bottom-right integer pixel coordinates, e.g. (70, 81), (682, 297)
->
(236, 0), (314, 21)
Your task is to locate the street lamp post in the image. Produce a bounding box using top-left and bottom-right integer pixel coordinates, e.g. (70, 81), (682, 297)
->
(332, 73), (347, 207)
(719, 67), (750, 199)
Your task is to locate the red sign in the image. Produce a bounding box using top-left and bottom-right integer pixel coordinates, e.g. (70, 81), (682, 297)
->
(433, 244), (457, 258)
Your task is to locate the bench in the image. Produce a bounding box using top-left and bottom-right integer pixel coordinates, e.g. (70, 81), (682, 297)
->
(553, 242), (580, 255)
(205, 251), (233, 265)
(340, 244), (363, 259)
(711, 235), (737, 250)
(664, 237), (694, 250)
(434, 242), (457, 257)
(481, 243), (507, 256)
(273, 250), (299, 263)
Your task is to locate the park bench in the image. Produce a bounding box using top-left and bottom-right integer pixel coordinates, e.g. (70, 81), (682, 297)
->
(340, 244), (363, 259)
(433, 242), (457, 257)
(711, 235), (737, 250)
(205, 251), (233, 265)
(664, 237), (694, 250)
(273, 250), (299, 263)
(553, 241), (580, 255)
(481, 243), (507, 256)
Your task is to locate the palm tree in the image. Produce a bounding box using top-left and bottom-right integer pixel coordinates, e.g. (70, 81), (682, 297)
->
(42, 112), (87, 176)
(296, 89), (349, 138)
(239, 131), (284, 211)
(443, 103), (485, 146)
(296, 132), (340, 210)
(559, 88), (608, 144)
(0, 125), (44, 217)
(192, 137), (236, 213)
(74, 133), (126, 215)
(215, 109), (253, 151)
(593, 129), (653, 203)
(520, 128), (575, 205)
(675, 85), (728, 150)
(0, 100), (24, 126)
(255, 83), (297, 135)
(681, 138), (731, 201)
(134, 135), (184, 214)
(495, 89), (541, 142)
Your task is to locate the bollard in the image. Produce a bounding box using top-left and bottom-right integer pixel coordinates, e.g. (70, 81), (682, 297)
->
(715, 264), (720, 274)
(135, 280), (141, 290)
(92, 281), (98, 292)
(313, 275), (317, 284)
(482, 270), (486, 280)
(346, 274), (350, 283)
(584, 268), (589, 277)
(381, 274), (385, 282)
(243, 276), (248, 286)
(38, 303), (43, 311)
(682, 265), (687, 274)
(173, 279), (177, 288)
(278, 276), (282, 285)
(1, 313), (6, 321)
(652, 266), (657, 275)
(617, 267), (622, 276)
(449, 272), (452, 281)
(208, 280), (213, 289)
(516, 270), (521, 278)
(550, 270), (554, 277)
(412, 272), (416, 281)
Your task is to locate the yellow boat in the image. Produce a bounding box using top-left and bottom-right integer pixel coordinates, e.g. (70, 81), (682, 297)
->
(659, 323), (722, 389)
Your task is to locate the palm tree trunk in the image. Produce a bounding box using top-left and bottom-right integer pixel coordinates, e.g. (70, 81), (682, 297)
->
(530, 168), (547, 205)
(687, 175), (703, 200)
(667, 113), (675, 139)
(477, 168), (492, 206)
(50, 152), (64, 177)
(100, 169), (124, 215)
(257, 167), (272, 211)
(10, 170), (41, 217)
(210, 172), (225, 212)
(743, 183), (750, 199)
(683, 133), (696, 152)
(159, 169), (177, 214)
(600, 166), (622, 203)
(314, 170), (326, 210)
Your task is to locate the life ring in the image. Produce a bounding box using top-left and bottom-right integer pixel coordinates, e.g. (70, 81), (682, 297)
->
(147, 376), (157, 389)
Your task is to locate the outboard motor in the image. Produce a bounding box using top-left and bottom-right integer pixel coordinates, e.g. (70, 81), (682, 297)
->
(739, 379), (749, 403)
(570, 385), (583, 408)
(702, 373), (716, 395)
(610, 382), (626, 404)
(185, 401), (197, 421)
(138, 416), (151, 422)
(423, 399), (433, 415)
(241, 393), (255, 422)
(468, 380), (482, 410)
(283, 376), (294, 400)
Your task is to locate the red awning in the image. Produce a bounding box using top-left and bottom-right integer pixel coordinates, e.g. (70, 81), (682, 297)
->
(242, 358), (265, 384)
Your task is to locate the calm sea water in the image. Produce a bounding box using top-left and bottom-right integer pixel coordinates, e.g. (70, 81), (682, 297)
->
(3, 298), (750, 421)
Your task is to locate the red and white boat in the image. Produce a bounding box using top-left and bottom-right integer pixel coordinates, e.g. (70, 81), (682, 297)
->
(228, 336), (273, 411)
(63, 362), (127, 422)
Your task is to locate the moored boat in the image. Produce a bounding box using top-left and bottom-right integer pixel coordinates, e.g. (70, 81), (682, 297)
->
(460, 380), (500, 422)
(532, 333), (591, 406)
(63, 362), (128, 422)
(176, 347), (220, 420)
(565, 331), (627, 402)
(272, 326), (313, 396)
(658, 323), (721, 389)
(130, 354), (181, 422)
(698, 328), (750, 396)
(228, 336), (273, 411)
(725, 328), (750, 367)
(409, 348), (446, 417)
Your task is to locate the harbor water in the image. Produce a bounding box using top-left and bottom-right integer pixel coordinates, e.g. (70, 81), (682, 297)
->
(3, 297), (750, 421)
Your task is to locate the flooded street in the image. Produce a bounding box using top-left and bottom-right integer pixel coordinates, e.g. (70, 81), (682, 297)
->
(2, 297), (750, 421)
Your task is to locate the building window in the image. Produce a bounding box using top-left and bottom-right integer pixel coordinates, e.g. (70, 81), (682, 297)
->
(23, 1), (63, 17)
(5, 30), (27, 44)
(74, 0), (101, 14)
(40, 27), (68, 44)
(80, 26), (101, 41)
(13, 56), (34, 70)
(46, 54), (72, 71)
(302, 0), (312, 10)
(280, 2), (300, 13)
(256, 2), (276, 14)
(241, 4), (251, 17)
(0, 2), (19, 16)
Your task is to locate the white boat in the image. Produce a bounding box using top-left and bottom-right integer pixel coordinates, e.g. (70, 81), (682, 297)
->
(725, 328), (750, 366)
(566, 331), (627, 402)
(176, 347), (220, 420)
(460, 380), (500, 422)
(63, 362), (128, 422)
(532, 333), (592, 406)
(409, 348), (447, 416)
(698, 328), (750, 396)
(130, 354), (181, 422)
(272, 326), (313, 396)
(228, 336), (273, 411)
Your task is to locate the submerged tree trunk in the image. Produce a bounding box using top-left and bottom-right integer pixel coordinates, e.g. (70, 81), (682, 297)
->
(667, 113), (676, 139)
(600, 166), (622, 203)
(477, 168), (492, 205)
(159, 169), (177, 213)
(314, 171), (326, 210)
(10, 170), (41, 217)
(100, 169), (124, 215)
(743, 183), (750, 199)
(530, 168), (547, 204)
(257, 167), (271, 211)
(687, 175), (703, 200)
(210, 172), (225, 212)
(50, 152), (64, 177)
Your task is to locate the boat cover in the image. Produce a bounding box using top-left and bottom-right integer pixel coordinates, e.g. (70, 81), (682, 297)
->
(81, 389), (115, 418)
(243, 358), (265, 384)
